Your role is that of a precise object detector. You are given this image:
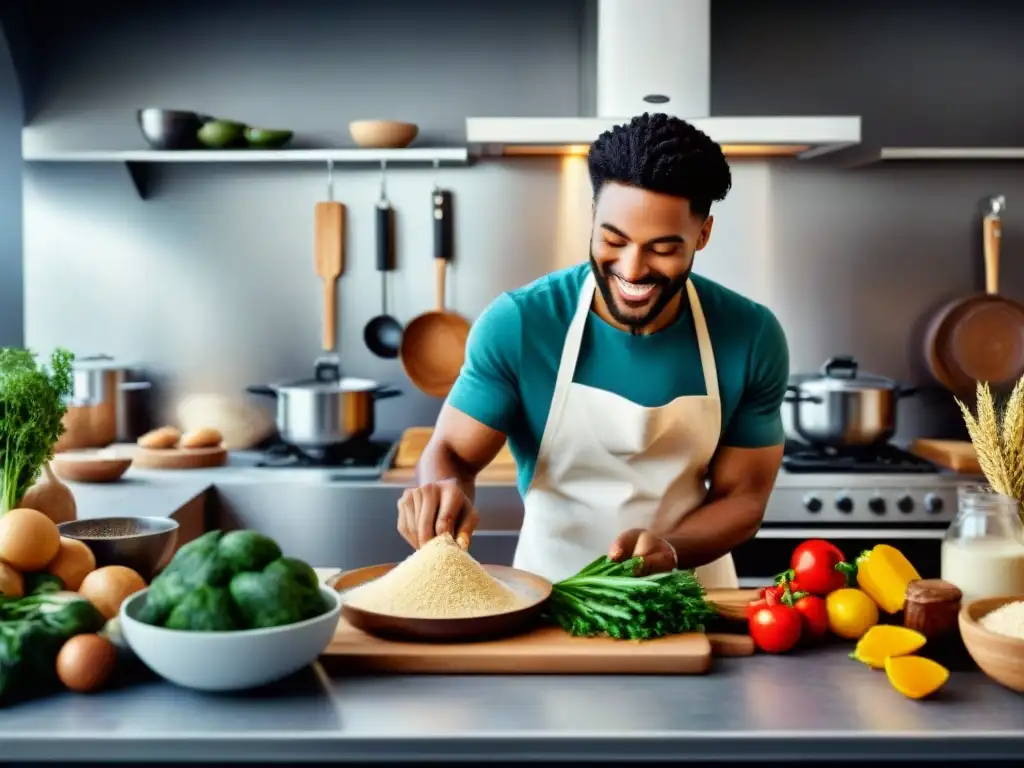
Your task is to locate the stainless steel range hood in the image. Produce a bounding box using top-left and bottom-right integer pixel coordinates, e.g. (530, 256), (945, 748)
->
(467, 0), (861, 159)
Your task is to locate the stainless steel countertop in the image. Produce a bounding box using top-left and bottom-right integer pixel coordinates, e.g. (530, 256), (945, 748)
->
(0, 646), (1019, 762)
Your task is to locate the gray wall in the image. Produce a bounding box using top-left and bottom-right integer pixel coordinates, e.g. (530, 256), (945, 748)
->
(14, 0), (1024, 441)
(0, 26), (23, 346)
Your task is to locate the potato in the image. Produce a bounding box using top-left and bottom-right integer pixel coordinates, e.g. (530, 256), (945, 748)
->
(0, 561), (23, 598)
(179, 427), (223, 449)
(47, 536), (97, 591)
(137, 426), (181, 449)
(0, 508), (61, 571)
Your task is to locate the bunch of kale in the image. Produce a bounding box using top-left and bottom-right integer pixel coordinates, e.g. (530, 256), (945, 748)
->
(0, 578), (105, 704)
(138, 530), (326, 631)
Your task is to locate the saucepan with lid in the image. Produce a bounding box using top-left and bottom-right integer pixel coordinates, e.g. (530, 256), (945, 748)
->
(784, 356), (918, 447)
(246, 358), (401, 448)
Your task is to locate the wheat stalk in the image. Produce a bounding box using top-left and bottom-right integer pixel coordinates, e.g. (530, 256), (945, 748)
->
(956, 379), (1024, 526)
(1000, 375), (1024, 501)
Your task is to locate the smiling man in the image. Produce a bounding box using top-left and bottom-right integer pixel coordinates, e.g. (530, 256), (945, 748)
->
(397, 113), (790, 588)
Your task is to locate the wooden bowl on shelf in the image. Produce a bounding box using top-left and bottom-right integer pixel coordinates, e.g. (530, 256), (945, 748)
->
(349, 120), (418, 149)
(959, 595), (1024, 693)
(52, 450), (133, 483)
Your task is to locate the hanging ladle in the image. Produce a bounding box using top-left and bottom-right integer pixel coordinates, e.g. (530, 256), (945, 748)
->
(363, 160), (403, 358)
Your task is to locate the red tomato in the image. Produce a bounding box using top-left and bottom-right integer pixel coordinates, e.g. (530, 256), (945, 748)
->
(748, 604), (803, 654)
(790, 540), (847, 596)
(792, 594), (829, 641)
(747, 584), (787, 617)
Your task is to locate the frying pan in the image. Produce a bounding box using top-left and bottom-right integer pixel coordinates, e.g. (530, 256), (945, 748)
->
(399, 189), (471, 398)
(363, 196), (402, 358)
(924, 195), (1024, 399)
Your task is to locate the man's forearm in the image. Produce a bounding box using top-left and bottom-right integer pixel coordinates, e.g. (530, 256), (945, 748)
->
(663, 495), (764, 570)
(415, 439), (479, 505)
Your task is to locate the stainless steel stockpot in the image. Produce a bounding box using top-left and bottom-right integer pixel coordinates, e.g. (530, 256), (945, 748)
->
(784, 356), (917, 447)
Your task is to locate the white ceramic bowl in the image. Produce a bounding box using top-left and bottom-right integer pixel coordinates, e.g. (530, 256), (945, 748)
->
(120, 586), (341, 691)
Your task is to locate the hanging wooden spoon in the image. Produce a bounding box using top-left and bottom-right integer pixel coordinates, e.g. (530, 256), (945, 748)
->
(314, 161), (345, 352)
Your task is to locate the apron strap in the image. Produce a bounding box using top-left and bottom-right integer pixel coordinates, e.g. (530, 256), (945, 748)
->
(686, 279), (719, 401)
(534, 271), (595, 465)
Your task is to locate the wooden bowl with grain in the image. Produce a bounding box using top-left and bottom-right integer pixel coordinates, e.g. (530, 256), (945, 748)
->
(52, 450), (133, 483)
(329, 563), (552, 643)
(959, 595), (1024, 693)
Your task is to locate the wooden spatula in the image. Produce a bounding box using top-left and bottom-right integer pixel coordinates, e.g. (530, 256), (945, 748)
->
(314, 200), (345, 352)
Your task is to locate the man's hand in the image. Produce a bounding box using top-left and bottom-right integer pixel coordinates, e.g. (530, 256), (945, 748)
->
(608, 528), (678, 575)
(397, 477), (479, 550)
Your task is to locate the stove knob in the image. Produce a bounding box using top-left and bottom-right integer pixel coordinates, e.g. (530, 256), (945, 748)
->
(868, 496), (886, 515)
(835, 494), (854, 514)
(803, 494), (823, 513)
(924, 493), (944, 514)
(897, 495), (915, 513)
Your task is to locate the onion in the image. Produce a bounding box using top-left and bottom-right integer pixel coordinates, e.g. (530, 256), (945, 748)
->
(46, 537), (97, 591)
(0, 561), (23, 598)
(78, 565), (147, 620)
(19, 463), (77, 525)
(0, 508), (61, 571)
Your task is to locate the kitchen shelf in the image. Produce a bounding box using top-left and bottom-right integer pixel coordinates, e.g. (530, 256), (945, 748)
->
(22, 147), (471, 200)
(841, 146), (1024, 167)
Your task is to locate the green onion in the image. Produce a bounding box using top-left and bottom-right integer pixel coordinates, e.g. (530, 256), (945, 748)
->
(543, 555), (716, 640)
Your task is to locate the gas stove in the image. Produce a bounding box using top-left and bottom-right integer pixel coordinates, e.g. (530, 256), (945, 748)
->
(764, 440), (974, 527)
(254, 437), (397, 479)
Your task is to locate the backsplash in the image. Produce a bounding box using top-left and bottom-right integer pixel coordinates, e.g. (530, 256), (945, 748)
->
(15, 0), (1024, 441)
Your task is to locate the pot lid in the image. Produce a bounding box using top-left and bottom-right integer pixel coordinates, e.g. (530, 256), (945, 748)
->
(795, 356), (898, 391)
(275, 376), (383, 394)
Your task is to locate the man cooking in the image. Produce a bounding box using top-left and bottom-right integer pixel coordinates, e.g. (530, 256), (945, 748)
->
(396, 113), (789, 589)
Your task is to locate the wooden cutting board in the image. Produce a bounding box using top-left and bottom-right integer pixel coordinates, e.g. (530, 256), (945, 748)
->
(124, 445), (227, 470)
(909, 439), (982, 474)
(320, 588), (758, 674)
(382, 426), (516, 484)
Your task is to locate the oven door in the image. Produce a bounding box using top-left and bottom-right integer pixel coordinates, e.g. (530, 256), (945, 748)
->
(732, 524), (947, 588)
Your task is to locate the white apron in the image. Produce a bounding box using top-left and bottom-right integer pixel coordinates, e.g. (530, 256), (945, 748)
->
(513, 271), (739, 589)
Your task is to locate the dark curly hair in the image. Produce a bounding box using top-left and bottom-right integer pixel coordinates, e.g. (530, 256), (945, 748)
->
(587, 113), (732, 218)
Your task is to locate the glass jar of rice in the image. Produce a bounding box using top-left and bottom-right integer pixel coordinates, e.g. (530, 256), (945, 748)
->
(941, 485), (1024, 603)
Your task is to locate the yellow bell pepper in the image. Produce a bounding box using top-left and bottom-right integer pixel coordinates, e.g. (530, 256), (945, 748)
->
(848, 544), (921, 614)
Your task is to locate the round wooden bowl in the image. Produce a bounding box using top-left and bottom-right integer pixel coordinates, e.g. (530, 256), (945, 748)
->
(52, 450), (133, 483)
(959, 595), (1024, 693)
(349, 120), (418, 149)
(328, 563), (552, 643)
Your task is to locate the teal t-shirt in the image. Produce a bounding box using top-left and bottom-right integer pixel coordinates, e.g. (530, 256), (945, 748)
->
(446, 263), (790, 497)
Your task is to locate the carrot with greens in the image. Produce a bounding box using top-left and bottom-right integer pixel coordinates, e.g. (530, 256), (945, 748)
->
(0, 348), (74, 514)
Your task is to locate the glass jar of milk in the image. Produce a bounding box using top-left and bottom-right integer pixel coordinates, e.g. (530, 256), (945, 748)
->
(941, 485), (1024, 602)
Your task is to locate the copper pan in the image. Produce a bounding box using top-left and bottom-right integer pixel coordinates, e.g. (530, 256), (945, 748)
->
(923, 195), (1024, 400)
(399, 189), (471, 398)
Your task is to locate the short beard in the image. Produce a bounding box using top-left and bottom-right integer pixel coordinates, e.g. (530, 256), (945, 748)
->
(588, 251), (689, 332)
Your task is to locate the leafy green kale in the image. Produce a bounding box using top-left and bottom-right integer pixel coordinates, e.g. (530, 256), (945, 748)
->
(137, 529), (324, 632)
(217, 530), (282, 573)
(0, 347), (74, 513)
(22, 572), (63, 596)
(0, 592), (105, 704)
(136, 530), (232, 625)
(164, 585), (241, 631)
(544, 555), (717, 641)
(229, 557), (326, 630)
